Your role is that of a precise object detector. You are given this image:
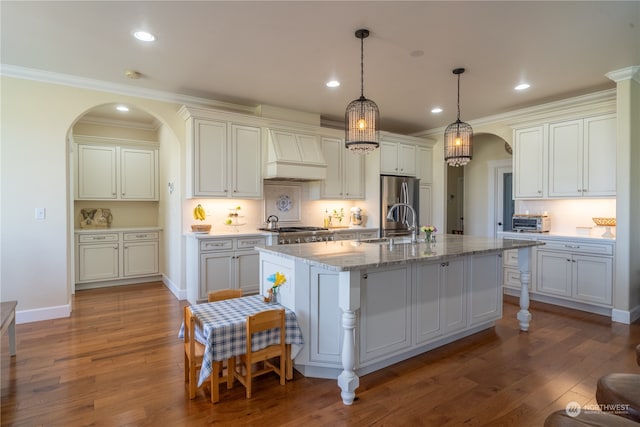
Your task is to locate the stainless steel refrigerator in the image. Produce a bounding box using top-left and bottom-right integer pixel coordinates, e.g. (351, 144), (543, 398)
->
(380, 175), (420, 238)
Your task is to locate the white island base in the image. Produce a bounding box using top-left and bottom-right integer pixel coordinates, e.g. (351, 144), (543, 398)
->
(256, 236), (538, 405)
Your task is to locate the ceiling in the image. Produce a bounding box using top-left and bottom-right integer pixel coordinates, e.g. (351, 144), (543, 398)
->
(2, 1), (639, 134)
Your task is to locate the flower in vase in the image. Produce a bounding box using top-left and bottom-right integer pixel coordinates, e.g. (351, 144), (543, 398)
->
(267, 272), (287, 295)
(420, 225), (437, 234)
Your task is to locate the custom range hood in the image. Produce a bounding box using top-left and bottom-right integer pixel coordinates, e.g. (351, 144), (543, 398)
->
(263, 129), (327, 181)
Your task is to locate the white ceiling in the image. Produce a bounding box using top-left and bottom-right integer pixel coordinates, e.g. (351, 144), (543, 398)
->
(2, 1), (639, 134)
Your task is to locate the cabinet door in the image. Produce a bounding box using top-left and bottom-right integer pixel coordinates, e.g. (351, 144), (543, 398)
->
(397, 143), (416, 176)
(308, 266), (343, 364)
(468, 254), (502, 326)
(123, 241), (159, 277)
(442, 258), (466, 333)
(573, 254), (612, 305)
(194, 119), (228, 196)
(319, 137), (343, 198)
(416, 146), (433, 184)
(360, 266), (412, 363)
(536, 250), (572, 297)
(583, 114), (616, 196)
(380, 141), (399, 174)
(514, 126), (545, 198)
(120, 148), (157, 200)
(415, 262), (442, 343)
(231, 124), (262, 198)
(200, 252), (234, 301)
(78, 243), (119, 282)
(548, 120), (582, 197)
(419, 184), (432, 227)
(236, 250), (260, 295)
(77, 145), (117, 200)
(343, 148), (365, 199)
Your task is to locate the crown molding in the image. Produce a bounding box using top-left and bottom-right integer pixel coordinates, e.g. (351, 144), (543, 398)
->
(0, 64), (257, 115)
(414, 88), (616, 138)
(606, 66), (640, 84)
(78, 115), (161, 131)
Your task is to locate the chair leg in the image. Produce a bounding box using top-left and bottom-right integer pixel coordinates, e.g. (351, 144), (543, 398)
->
(211, 361), (221, 403)
(189, 360), (197, 399)
(285, 344), (293, 380)
(184, 353), (189, 383)
(279, 354), (286, 386)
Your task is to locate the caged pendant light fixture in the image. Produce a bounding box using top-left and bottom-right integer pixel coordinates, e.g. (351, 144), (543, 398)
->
(345, 29), (379, 153)
(444, 68), (473, 167)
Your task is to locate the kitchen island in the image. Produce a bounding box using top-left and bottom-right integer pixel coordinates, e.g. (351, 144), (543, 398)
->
(255, 235), (542, 405)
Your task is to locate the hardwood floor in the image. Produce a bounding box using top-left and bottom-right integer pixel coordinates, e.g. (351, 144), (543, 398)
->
(2, 282), (639, 426)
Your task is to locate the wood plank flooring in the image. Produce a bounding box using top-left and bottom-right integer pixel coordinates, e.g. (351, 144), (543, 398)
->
(2, 282), (639, 426)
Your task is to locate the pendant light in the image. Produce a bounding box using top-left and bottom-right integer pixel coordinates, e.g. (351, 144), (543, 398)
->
(345, 29), (379, 153)
(444, 68), (473, 167)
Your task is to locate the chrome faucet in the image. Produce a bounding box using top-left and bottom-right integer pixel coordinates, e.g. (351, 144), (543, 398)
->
(386, 203), (418, 243)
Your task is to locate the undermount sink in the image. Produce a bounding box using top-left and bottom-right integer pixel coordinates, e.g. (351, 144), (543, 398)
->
(362, 236), (414, 244)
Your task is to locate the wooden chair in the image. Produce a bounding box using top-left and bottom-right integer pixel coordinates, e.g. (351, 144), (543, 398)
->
(208, 288), (243, 302)
(183, 305), (207, 399)
(233, 309), (286, 399)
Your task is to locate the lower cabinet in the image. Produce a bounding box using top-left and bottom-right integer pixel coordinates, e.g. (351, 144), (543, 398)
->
(187, 235), (266, 304)
(536, 248), (613, 306)
(76, 230), (160, 285)
(332, 229), (378, 241)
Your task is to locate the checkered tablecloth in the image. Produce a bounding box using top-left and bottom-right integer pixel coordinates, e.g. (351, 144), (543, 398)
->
(178, 295), (304, 387)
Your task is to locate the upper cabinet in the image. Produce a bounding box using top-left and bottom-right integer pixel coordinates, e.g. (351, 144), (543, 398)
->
(513, 125), (546, 199)
(182, 107), (262, 199)
(380, 140), (416, 176)
(513, 113), (616, 200)
(548, 114), (616, 198)
(75, 137), (159, 201)
(310, 137), (365, 200)
(416, 145), (433, 185)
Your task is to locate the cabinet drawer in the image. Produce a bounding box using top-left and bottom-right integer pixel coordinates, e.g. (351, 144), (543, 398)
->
(358, 231), (378, 240)
(540, 240), (613, 256)
(237, 237), (266, 250)
(334, 232), (356, 240)
(123, 232), (159, 241)
(503, 249), (519, 267)
(79, 233), (119, 243)
(200, 239), (233, 252)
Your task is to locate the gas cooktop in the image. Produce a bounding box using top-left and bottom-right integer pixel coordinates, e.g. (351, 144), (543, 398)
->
(258, 226), (328, 233)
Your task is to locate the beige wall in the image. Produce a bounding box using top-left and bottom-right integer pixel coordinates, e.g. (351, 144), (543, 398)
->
(1, 76), (184, 320)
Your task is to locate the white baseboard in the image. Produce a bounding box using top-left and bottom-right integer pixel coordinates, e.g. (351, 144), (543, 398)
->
(612, 305), (640, 324)
(16, 304), (71, 324)
(163, 274), (186, 300)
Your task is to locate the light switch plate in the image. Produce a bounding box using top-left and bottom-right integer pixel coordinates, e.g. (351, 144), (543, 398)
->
(35, 207), (46, 220)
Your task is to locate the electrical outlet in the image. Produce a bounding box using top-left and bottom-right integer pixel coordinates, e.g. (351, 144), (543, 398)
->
(35, 207), (46, 220)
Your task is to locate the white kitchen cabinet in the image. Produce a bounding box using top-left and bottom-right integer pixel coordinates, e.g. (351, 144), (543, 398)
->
(441, 257), (466, 333)
(414, 261), (442, 343)
(416, 145), (433, 185)
(123, 232), (159, 277)
(188, 118), (262, 198)
(513, 125), (546, 199)
(419, 184), (432, 227)
(78, 236), (119, 282)
(536, 239), (613, 306)
(76, 230), (160, 286)
(502, 248), (534, 291)
(187, 235), (266, 304)
(75, 139), (158, 201)
(468, 253), (502, 326)
(548, 114), (616, 198)
(312, 137), (364, 199)
(380, 140), (416, 176)
(360, 265), (412, 363)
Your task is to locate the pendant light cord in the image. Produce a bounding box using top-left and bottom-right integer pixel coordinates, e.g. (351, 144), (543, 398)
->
(360, 35), (365, 99)
(457, 73), (461, 121)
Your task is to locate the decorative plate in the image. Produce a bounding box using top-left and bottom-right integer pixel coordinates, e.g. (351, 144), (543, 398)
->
(276, 194), (292, 212)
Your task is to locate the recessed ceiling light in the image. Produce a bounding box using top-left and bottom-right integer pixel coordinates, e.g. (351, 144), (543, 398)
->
(515, 83), (531, 91)
(326, 80), (340, 88)
(431, 107), (443, 114)
(133, 30), (155, 42)
(116, 105), (129, 112)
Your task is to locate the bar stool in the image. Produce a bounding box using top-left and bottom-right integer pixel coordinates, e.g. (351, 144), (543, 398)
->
(595, 344), (640, 423)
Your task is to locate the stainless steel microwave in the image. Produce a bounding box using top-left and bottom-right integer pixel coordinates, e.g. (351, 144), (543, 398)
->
(512, 215), (551, 232)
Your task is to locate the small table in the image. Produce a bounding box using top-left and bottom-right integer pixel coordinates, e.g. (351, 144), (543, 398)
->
(1, 301), (17, 356)
(180, 295), (304, 387)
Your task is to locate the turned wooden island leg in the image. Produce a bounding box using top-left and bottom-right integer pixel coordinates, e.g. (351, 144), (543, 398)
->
(337, 271), (360, 405)
(517, 247), (532, 331)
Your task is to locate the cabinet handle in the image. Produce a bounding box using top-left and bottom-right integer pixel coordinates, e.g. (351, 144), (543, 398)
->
(244, 240), (259, 245)
(94, 236), (106, 240)
(572, 259), (577, 263)
(564, 245), (580, 249)
(362, 274), (368, 279)
(441, 262), (449, 267)
(112, 192), (116, 196)
(538, 190), (542, 194)
(566, 259), (571, 262)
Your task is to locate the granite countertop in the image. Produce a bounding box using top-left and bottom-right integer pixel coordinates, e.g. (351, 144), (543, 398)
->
(75, 226), (162, 234)
(498, 231), (616, 243)
(256, 234), (543, 272)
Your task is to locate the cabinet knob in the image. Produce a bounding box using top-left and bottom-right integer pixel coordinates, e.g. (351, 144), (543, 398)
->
(362, 274), (368, 279)
(538, 190), (542, 194)
(566, 259), (571, 262)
